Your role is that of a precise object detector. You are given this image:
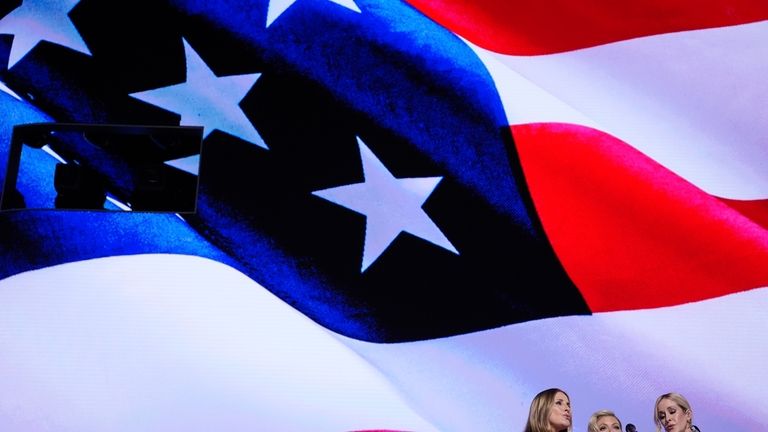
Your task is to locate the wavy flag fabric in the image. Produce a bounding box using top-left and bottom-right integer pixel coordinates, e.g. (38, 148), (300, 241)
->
(1, 1), (767, 431)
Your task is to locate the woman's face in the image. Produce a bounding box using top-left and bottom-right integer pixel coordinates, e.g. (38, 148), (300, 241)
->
(595, 415), (621, 432)
(657, 398), (691, 432)
(547, 391), (572, 431)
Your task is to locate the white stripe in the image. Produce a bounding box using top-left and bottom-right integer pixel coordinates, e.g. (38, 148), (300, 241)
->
(340, 288), (768, 432)
(0, 255), (438, 432)
(471, 20), (768, 200)
(3, 256), (765, 431)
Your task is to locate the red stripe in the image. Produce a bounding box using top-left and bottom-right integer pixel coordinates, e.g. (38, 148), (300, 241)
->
(512, 123), (768, 312)
(406, 0), (768, 55)
(718, 198), (768, 231)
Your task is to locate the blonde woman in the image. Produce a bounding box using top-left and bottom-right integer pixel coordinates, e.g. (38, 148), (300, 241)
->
(654, 392), (694, 432)
(588, 409), (622, 432)
(523, 388), (573, 432)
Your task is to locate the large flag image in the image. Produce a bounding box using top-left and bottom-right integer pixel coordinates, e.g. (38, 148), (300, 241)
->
(1, 0), (767, 431)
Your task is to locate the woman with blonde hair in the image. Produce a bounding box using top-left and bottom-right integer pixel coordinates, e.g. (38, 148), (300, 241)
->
(587, 409), (622, 432)
(523, 388), (573, 432)
(654, 392), (694, 432)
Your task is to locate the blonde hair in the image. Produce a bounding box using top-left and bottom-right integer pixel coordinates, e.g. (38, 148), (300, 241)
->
(654, 392), (693, 432)
(523, 388), (573, 432)
(588, 409), (622, 432)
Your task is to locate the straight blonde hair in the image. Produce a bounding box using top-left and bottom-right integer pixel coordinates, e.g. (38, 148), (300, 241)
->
(524, 388), (572, 432)
(653, 392), (693, 432)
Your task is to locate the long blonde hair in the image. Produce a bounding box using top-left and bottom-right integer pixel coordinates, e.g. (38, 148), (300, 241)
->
(653, 392), (693, 432)
(523, 388), (573, 432)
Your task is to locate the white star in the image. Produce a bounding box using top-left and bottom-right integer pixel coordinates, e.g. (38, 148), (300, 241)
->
(0, 0), (90, 69)
(130, 39), (265, 149)
(165, 154), (200, 176)
(313, 137), (458, 272)
(266, 0), (361, 27)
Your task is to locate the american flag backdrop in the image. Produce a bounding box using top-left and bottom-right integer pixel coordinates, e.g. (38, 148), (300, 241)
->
(1, 1), (767, 431)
